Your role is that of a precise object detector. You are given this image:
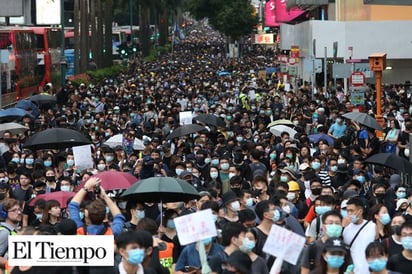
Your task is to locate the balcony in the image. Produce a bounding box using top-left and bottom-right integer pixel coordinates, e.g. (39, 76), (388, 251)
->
(286, 0), (329, 11)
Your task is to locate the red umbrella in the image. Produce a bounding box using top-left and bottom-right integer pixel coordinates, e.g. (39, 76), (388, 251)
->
(76, 171), (137, 191)
(29, 191), (75, 208)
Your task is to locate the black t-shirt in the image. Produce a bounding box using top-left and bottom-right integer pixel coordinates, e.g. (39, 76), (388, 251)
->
(387, 252), (412, 273)
(368, 136), (381, 156)
(387, 236), (404, 259)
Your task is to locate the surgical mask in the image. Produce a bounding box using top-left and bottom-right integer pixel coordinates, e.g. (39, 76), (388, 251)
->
(287, 192), (296, 201)
(397, 191), (406, 199)
(380, 213), (391, 225)
(272, 209), (281, 223)
(402, 236), (412, 250)
(230, 201), (240, 211)
(212, 214), (218, 223)
(127, 248), (145, 265)
(97, 164), (106, 171)
(326, 255), (345, 268)
(240, 238), (255, 253)
(311, 162), (321, 170)
(35, 213), (43, 220)
(293, 120), (299, 126)
(19, 158), (25, 164)
(286, 154), (293, 159)
(175, 168), (184, 176)
(205, 158), (211, 164)
(167, 219), (175, 229)
(66, 159), (75, 166)
(25, 158), (34, 165)
(330, 166), (338, 172)
(221, 163), (229, 170)
(202, 237), (213, 245)
(391, 225), (401, 236)
(79, 212), (84, 220)
(211, 159), (219, 166)
(350, 213), (359, 224)
(210, 172), (218, 179)
(186, 168), (192, 173)
(340, 209), (347, 218)
(60, 185), (71, 192)
(282, 205), (291, 214)
(11, 158), (19, 164)
(228, 172), (236, 180)
(336, 118), (342, 123)
(44, 160), (52, 167)
(118, 201), (127, 209)
(356, 176), (365, 184)
(236, 136), (243, 142)
(325, 224), (343, 238)
(337, 159), (346, 164)
(315, 206), (332, 216)
(136, 210), (145, 219)
(105, 156), (114, 162)
(269, 153), (276, 160)
(245, 198), (254, 207)
(368, 258), (387, 272)
(280, 175), (288, 182)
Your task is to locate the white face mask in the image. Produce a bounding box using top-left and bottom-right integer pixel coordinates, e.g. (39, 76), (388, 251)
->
(337, 159), (346, 165)
(282, 205), (291, 214)
(287, 192), (296, 201)
(210, 172), (219, 179)
(230, 201), (240, 211)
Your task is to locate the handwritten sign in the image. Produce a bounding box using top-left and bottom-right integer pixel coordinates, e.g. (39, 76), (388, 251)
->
(179, 111), (193, 125)
(72, 145), (93, 171)
(174, 209), (217, 246)
(262, 224), (305, 265)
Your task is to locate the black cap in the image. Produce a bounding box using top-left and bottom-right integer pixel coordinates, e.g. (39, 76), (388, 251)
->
(33, 181), (46, 188)
(324, 237), (348, 253)
(221, 191), (239, 207)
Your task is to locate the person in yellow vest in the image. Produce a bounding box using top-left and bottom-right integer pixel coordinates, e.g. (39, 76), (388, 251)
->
(0, 199), (20, 273)
(239, 89), (250, 111)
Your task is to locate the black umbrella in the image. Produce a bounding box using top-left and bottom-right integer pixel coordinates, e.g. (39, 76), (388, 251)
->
(166, 124), (206, 140)
(30, 94), (57, 105)
(342, 112), (383, 131)
(23, 128), (91, 150)
(193, 114), (225, 128)
(121, 177), (200, 203)
(365, 153), (412, 173)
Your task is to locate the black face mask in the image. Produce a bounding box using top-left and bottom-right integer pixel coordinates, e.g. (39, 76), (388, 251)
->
(36, 190), (46, 195)
(311, 188), (322, 196)
(196, 157), (205, 165)
(46, 176), (55, 182)
(231, 187), (242, 196)
(0, 193), (5, 200)
(375, 193), (385, 200)
(392, 225), (401, 236)
(233, 153), (243, 164)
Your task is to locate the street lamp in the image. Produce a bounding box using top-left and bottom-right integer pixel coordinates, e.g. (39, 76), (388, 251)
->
(60, 0), (66, 87)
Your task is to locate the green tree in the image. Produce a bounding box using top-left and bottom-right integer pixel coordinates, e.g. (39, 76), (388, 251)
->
(185, 0), (257, 41)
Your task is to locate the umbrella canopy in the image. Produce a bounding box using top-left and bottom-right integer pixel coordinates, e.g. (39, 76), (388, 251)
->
(23, 128), (91, 150)
(29, 191), (75, 208)
(77, 171), (136, 191)
(0, 122), (29, 136)
(267, 119), (294, 128)
(365, 153), (412, 173)
(0, 108), (33, 122)
(269, 125), (297, 138)
(166, 124), (206, 140)
(30, 94), (57, 105)
(218, 71), (231, 77)
(121, 177), (199, 203)
(193, 114), (225, 128)
(308, 133), (335, 145)
(16, 100), (40, 118)
(104, 134), (144, 150)
(342, 112), (383, 131)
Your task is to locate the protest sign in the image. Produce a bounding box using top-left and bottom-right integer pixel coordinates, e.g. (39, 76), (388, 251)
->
(72, 145), (93, 170)
(179, 111), (193, 125)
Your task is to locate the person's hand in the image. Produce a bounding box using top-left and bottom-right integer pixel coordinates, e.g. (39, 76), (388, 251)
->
(84, 177), (101, 191)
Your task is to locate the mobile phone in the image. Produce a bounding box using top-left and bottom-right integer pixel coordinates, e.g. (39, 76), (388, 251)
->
(94, 183), (101, 194)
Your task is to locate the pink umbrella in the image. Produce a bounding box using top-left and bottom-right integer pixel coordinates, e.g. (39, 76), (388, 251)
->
(76, 171), (137, 191)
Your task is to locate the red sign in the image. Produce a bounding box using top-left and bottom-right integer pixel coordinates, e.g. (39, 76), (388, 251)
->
(350, 71), (366, 87)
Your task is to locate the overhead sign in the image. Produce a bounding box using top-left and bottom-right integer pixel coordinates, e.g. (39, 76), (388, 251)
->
(350, 71), (366, 86)
(255, 34), (274, 44)
(0, 0), (23, 16)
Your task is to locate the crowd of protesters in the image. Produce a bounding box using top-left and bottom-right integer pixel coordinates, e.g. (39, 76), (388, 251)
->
(0, 22), (410, 274)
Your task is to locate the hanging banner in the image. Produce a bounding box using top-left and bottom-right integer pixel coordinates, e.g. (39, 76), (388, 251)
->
(265, 0), (280, 27)
(275, 0), (306, 23)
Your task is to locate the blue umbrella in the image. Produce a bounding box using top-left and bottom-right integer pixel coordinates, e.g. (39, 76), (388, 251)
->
(218, 71), (231, 77)
(0, 108), (33, 122)
(16, 100), (40, 118)
(308, 133), (335, 145)
(265, 67), (278, 74)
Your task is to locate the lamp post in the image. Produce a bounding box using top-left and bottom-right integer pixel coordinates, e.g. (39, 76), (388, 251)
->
(368, 53), (387, 139)
(60, 0), (67, 88)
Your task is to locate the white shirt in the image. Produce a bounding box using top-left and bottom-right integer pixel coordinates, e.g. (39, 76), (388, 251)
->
(343, 220), (376, 274)
(118, 261), (144, 274)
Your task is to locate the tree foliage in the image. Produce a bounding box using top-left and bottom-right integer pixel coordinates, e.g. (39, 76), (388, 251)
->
(185, 0), (258, 41)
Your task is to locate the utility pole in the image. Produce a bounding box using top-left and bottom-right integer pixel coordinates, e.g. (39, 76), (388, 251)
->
(324, 46), (327, 96)
(60, 0), (66, 87)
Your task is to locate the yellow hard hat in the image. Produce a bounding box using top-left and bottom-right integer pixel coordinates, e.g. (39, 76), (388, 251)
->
(288, 181), (300, 191)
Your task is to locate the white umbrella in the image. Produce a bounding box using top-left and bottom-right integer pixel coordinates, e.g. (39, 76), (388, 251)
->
(104, 134), (144, 150)
(269, 125), (297, 138)
(0, 122), (29, 135)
